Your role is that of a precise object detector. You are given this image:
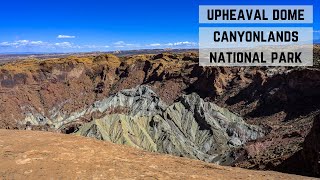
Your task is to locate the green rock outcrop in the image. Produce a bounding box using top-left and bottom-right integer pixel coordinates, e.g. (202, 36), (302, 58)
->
(76, 86), (264, 164)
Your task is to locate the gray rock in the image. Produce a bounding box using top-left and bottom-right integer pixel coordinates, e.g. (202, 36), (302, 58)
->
(19, 85), (265, 165)
(75, 86), (265, 165)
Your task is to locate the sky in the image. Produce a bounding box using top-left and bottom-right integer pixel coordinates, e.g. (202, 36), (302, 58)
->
(0, 0), (319, 53)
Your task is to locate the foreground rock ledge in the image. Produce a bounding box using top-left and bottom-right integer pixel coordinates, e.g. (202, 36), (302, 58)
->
(0, 130), (311, 179)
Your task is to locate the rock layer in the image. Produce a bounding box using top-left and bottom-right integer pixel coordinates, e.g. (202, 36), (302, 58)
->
(76, 86), (264, 164)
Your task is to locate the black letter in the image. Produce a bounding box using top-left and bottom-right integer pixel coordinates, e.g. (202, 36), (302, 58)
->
(292, 31), (299, 42)
(210, 52), (217, 63)
(213, 31), (220, 42)
(208, 9), (213, 20)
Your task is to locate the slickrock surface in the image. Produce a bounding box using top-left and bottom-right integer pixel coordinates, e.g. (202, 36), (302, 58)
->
(0, 130), (311, 180)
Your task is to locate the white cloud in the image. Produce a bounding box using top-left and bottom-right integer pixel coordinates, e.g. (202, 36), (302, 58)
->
(2, 40), (60, 49)
(54, 42), (74, 48)
(57, 35), (76, 39)
(314, 30), (320, 33)
(113, 41), (139, 48)
(145, 41), (198, 48)
(148, 43), (161, 47)
(114, 41), (125, 45)
(0, 40), (48, 48)
(83, 45), (110, 49)
(0, 42), (11, 46)
(167, 41), (197, 46)
(0, 39), (113, 52)
(30, 41), (45, 45)
(16, 40), (29, 44)
(0, 39), (198, 51)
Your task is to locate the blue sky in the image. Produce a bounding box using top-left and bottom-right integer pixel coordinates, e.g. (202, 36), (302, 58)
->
(0, 0), (318, 53)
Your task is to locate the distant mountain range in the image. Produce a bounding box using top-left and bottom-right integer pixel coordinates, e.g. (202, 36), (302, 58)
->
(0, 49), (197, 63)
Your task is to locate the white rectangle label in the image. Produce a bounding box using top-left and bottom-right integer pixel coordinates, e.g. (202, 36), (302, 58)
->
(199, 6), (313, 24)
(199, 27), (313, 66)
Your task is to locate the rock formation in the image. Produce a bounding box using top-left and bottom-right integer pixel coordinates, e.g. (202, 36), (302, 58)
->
(76, 86), (264, 164)
(0, 48), (320, 177)
(302, 115), (320, 177)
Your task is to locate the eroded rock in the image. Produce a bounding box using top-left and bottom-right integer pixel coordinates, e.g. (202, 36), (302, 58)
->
(76, 86), (265, 165)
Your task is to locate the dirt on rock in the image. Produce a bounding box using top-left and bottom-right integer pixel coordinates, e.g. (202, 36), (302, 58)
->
(0, 130), (312, 180)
